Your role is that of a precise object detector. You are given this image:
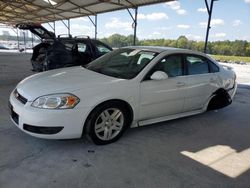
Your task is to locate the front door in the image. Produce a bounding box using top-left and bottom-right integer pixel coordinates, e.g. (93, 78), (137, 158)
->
(139, 54), (187, 120)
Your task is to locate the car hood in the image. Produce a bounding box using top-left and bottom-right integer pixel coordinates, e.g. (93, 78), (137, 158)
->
(16, 67), (124, 101)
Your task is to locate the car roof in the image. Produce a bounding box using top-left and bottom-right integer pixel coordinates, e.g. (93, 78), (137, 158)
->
(58, 38), (105, 44)
(122, 46), (202, 54)
(57, 38), (112, 48)
(58, 37), (92, 42)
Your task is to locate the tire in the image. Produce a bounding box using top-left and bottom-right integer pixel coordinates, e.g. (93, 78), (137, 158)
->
(207, 89), (232, 111)
(42, 60), (48, 71)
(85, 102), (129, 145)
(64, 64), (75, 68)
(42, 66), (46, 72)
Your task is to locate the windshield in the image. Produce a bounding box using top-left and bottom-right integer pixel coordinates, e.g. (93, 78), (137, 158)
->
(86, 48), (158, 79)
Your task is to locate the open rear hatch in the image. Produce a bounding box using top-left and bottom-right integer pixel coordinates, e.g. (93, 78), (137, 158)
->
(16, 23), (55, 40)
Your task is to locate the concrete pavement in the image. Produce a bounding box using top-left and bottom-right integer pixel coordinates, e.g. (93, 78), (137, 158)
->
(0, 52), (250, 188)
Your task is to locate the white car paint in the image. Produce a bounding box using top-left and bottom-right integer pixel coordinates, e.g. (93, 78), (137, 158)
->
(9, 47), (237, 139)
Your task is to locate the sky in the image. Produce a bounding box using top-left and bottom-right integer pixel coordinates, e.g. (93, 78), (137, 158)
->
(1, 0), (250, 41)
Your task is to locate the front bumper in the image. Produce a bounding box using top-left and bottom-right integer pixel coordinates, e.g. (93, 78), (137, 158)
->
(9, 91), (91, 139)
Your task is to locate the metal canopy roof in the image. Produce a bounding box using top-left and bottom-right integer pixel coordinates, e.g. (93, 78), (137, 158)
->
(0, 0), (173, 25)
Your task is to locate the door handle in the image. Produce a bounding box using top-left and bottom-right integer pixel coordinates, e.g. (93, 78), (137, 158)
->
(176, 82), (186, 87)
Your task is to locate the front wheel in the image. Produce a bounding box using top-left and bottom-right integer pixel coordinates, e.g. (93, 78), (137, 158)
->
(85, 102), (129, 145)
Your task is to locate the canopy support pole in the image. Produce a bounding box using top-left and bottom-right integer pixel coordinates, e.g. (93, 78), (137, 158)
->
(31, 33), (34, 48)
(68, 19), (70, 35)
(23, 31), (26, 52)
(61, 19), (71, 35)
(204, 0), (218, 53)
(88, 15), (97, 39)
(95, 15), (97, 39)
(53, 21), (55, 34)
(12, 28), (20, 50)
(127, 7), (138, 46)
(48, 22), (55, 34)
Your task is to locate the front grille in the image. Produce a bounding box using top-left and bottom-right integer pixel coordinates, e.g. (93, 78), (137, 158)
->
(11, 110), (19, 125)
(9, 102), (19, 125)
(14, 89), (28, 104)
(23, 124), (64, 135)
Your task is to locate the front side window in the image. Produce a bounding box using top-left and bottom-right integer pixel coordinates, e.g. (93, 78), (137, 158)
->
(86, 48), (158, 79)
(96, 44), (111, 53)
(208, 60), (220, 73)
(151, 55), (183, 78)
(186, 55), (209, 75)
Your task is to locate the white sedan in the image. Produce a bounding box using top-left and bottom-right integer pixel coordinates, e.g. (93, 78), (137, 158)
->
(9, 47), (237, 145)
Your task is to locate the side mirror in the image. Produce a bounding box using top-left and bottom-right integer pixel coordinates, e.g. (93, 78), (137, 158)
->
(150, 71), (168, 80)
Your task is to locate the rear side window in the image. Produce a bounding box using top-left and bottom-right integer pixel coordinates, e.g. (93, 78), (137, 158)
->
(208, 60), (219, 72)
(186, 55), (209, 75)
(77, 43), (87, 52)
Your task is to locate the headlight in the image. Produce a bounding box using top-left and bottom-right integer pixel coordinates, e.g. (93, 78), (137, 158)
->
(31, 93), (80, 109)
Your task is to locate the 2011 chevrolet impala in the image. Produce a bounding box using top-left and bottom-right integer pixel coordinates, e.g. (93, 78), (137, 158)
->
(9, 47), (237, 145)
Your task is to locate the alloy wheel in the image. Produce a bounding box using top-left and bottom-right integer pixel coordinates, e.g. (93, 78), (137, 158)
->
(94, 108), (124, 141)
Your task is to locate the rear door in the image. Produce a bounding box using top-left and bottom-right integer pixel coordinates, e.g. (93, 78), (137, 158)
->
(16, 23), (55, 40)
(183, 54), (219, 112)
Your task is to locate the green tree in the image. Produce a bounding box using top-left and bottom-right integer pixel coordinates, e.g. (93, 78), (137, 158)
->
(98, 33), (250, 57)
(176, 36), (188, 48)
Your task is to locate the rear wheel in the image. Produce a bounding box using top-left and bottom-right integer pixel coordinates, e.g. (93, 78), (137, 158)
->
(64, 63), (75, 68)
(85, 102), (129, 145)
(207, 89), (232, 110)
(42, 61), (48, 71)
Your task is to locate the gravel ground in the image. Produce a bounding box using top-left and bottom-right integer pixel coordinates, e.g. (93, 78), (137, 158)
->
(219, 62), (250, 84)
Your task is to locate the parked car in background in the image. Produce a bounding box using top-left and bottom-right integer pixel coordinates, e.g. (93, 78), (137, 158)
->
(9, 47), (237, 145)
(16, 23), (112, 71)
(0, 44), (8, 50)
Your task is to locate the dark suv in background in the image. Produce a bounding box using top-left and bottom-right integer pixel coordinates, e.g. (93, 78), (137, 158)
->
(16, 23), (112, 72)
